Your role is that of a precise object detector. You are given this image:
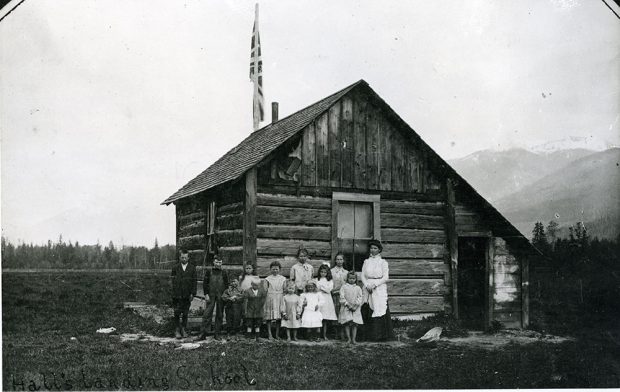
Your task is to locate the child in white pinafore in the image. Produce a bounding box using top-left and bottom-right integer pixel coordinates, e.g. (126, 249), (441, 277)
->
(298, 281), (324, 341)
(316, 264), (337, 340)
(339, 272), (364, 344)
(280, 283), (302, 341)
(263, 261), (287, 339)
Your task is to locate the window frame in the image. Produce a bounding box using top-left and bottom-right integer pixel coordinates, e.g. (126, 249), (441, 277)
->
(331, 192), (381, 264)
(205, 199), (216, 262)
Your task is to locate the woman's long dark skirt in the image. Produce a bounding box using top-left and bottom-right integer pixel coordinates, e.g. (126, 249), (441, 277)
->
(361, 303), (395, 341)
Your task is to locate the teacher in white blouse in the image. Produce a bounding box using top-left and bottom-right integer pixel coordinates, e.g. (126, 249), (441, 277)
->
(361, 239), (394, 341)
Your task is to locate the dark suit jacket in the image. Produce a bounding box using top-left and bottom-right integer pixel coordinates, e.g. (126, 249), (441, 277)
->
(243, 286), (267, 318)
(171, 262), (197, 299)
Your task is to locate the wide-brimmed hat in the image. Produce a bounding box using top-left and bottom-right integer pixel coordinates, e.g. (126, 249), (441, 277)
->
(368, 239), (383, 252)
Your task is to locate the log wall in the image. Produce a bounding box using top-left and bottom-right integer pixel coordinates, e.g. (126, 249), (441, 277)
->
(176, 197), (207, 265)
(254, 190), (452, 315)
(380, 198), (450, 315)
(175, 180), (245, 268)
(455, 204), (492, 235)
(216, 201), (244, 266)
(255, 193), (332, 276)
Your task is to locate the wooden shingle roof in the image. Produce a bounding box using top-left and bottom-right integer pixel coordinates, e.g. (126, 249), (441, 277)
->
(162, 80), (365, 205)
(162, 78), (539, 254)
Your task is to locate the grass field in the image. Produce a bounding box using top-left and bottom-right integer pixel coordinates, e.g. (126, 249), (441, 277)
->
(2, 271), (619, 390)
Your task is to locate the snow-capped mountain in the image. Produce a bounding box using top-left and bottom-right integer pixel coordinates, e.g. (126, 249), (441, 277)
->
(448, 147), (595, 202)
(449, 144), (620, 239)
(529, 136), (616, 154)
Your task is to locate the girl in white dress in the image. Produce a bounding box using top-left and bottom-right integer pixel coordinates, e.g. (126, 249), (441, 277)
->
(297, 281), (324, 341)
(339, 272), (364, 344)
(316, 264), (337, 340)
(263, 261), (287, 339)
(330, 253), (349, 339)
(280, 283), (302, 341)
(239, 264), (261, 291)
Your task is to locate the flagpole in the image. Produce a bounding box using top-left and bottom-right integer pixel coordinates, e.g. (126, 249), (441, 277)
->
(251, 3), (263, 132)
(253, 3), (259, 131)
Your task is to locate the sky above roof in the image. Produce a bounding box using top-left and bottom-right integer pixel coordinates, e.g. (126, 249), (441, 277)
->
(1, 0), (618, 246)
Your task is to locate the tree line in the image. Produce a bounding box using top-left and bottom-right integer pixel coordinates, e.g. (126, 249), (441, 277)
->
(529, 220), (619, 332)
(1, 236), (176, 270)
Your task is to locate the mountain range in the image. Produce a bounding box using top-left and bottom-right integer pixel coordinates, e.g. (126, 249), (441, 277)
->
(449, 144), (620, 240)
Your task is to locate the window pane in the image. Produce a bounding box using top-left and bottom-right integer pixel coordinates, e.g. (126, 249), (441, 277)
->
(337, 202), (355, 238)
(354, 203), (372, 239)
(337, 239), (368, 272)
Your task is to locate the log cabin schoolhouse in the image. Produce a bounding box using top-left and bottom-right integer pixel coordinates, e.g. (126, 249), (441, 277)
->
(162, 80), (537, 329)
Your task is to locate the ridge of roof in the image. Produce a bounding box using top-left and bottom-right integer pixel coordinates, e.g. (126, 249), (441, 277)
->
(360, 86), (540, 254)
(162, 79), (366, 205)
(161, 79), (537, 254)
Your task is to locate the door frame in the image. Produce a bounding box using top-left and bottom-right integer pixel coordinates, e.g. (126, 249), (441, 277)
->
(455, 235), (495, 330)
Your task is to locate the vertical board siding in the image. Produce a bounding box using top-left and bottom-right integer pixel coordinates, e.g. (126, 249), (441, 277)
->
(328, 103), (341, 188)
(353, 98), (367, 189)
(379, 120), (392, 191)
(316, 114), (330, 187)
(366, 104), (380, 190)
(301, 122), (317, 186)
(404, 144), (419, 192)
(391, 128), (405, 192)
(296, 92), (438, 195)
(341, 97), (354, 188)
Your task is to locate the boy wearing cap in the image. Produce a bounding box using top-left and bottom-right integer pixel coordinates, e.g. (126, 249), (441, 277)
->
(197, 255), (229, 341)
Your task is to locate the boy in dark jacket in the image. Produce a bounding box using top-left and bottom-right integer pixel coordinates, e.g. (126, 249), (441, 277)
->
(243, 279), (266, 341)
(171, 249), (197, 339)
(197, 255), (228, 340)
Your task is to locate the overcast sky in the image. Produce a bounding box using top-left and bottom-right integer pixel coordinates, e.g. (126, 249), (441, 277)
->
(1, 0), (618, 246)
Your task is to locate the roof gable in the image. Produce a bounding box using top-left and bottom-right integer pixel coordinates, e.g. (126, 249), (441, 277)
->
(161, 79), (538, 254)
(162, 80), (365, 205)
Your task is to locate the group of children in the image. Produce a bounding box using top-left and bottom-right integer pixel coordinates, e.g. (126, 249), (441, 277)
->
(183, 248), (364, 343)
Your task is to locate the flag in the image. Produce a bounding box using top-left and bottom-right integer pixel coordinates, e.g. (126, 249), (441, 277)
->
(250, 3), (264, 131)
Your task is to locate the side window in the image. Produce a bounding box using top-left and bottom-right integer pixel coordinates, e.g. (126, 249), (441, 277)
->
(206, 200), (216, 262)
(332, 193), (380, 272)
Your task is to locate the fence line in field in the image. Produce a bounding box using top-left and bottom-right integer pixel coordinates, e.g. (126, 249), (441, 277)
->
(2, 268), (171, 274)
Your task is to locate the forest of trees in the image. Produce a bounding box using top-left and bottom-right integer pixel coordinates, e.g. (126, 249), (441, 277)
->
(1, 236), (177, 270)
(529, 220), (620, 331)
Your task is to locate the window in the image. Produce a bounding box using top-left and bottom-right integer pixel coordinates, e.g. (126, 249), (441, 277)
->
(206, 200), (216, 261)
(332, 193), (380, 272)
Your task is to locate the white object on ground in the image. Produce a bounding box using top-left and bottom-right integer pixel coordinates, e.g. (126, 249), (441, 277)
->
(417, 327), (443, 342)
(96, 327), (117, 334)
(176, 343), (201, 350)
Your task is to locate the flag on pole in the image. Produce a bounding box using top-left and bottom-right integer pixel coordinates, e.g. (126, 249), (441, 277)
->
(250, 3), (264, 131)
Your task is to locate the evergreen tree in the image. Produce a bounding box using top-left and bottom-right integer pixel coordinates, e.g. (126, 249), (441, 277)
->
(547, 220), (559, 249)
(532, 221), (549, 253)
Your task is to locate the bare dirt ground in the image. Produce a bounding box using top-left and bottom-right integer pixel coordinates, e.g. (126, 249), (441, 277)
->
(123, 302), (173, 325)
(438, 330), (573, 349)
(120, 303), (570, 351)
